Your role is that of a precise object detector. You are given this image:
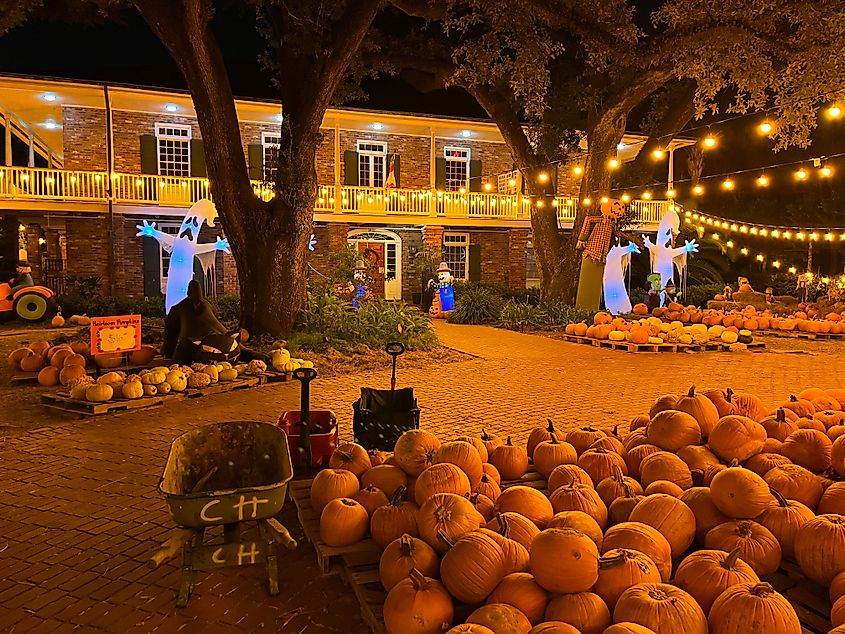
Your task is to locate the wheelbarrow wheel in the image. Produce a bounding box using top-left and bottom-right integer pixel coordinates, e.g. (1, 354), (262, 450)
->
(14, 293), (54, 322)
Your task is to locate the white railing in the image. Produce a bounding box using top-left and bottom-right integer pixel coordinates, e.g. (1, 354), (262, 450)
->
(0, 166), (106, 201)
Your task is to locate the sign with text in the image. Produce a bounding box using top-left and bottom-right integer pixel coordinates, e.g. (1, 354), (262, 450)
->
(90, 314), (142, 356)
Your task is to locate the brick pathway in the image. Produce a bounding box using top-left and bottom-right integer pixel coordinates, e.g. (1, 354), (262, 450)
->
(3, 322), (845, 632)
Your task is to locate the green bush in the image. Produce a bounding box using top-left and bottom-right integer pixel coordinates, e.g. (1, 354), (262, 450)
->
(452, 280), (541, 305)
(539, 301), (596, 326)
(447, 285), (504, 324)
(498, 301), (551, 331)
(210, 294), (241, 324)
(55, 293), (166, 319)
(683, 283), (725, 308)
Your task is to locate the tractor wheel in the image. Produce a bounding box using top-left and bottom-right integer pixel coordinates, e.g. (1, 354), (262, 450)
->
(13, 293), (53, 322)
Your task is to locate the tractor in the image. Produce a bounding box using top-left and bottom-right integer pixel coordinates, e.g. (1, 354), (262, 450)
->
(0, 282), (56, 322)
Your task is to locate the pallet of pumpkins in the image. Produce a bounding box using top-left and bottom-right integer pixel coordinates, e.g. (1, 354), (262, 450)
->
(306, 385), (845, 634)
(269, 344), (314, 373)
(8, 341), (91, 384)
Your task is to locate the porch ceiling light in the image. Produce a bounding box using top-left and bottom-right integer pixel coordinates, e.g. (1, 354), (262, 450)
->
(370, 122), (385, 130)
(459, 130), (472, 137)
(42, 92), (58, 102)
(164, 103), (179, 112)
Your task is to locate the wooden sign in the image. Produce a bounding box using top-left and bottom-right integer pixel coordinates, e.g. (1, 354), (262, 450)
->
(90, 314), (142, 355)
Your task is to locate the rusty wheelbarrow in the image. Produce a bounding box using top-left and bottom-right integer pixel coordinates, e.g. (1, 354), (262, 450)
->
(151, 421), (297, 607)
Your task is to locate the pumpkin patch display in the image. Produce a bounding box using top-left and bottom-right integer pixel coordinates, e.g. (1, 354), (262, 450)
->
(384, 569), (453, 634)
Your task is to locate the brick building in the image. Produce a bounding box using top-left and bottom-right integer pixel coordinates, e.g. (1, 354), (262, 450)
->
(0, 75), (681, 303)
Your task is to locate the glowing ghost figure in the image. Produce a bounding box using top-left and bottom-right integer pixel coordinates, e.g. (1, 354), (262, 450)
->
(643, 208), (698, 304)
(603, 242), (639, 314)
(136, 198), (230, 313)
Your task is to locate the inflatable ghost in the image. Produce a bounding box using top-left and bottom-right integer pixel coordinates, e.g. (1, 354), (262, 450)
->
(136, 198), (230, 313)
(643, 208), (697, 305)
(603, 242), (639, 314)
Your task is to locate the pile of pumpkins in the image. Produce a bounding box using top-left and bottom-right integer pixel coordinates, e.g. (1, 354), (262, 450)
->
(564, 312), (755, 350)
(270, 344), (315, 373)
(50, 311), (92, 328)
(70, 358), (269, 402)
(308, 385), (845, 634)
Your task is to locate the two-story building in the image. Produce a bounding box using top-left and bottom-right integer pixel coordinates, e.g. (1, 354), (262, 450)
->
(0, 75), (686, 303)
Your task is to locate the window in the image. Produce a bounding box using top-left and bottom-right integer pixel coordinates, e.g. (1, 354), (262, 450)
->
(155, 123), (191, 177)
(526, 240), (540, 289)
(158, 223), (180, 294)
(357, 140), (387, 187)
(262, 132), (281, 181)
(443, 232), (469, 280)
(444, 147), (470, 191)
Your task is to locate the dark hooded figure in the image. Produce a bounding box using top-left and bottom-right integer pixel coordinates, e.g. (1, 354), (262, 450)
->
(162, 280), (266, 365)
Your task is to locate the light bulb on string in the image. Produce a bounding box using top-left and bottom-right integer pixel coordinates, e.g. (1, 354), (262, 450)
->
(508, 178), (517, 187)
(651, 149), (665, 160)
(810, 232), (819, 241)
(537, 172), (549, 183)
(760, 229), (768, 236)
(773, 261), (781, 268)
(784, 231), (792, 239)
(726, 240), (734, 247)
(772, 230), (780, 238)
(741, 248), (749, 255)
(722, 178), (735, 190)
(666, 188), (676, 198)
(828, 105), (842, 119)
(756, 175), (769, 187)
(573, 166), (583, 175)
(693, 185), (704, 195)
(795, 168), (808, 181)
(600, 196), (609, 204)
(642, 191), (652, 200)
(796, 232), (805, 240)
(756, 254), (765, 262)
(607, 158), (620, 170)
(821, 166), (833, 177)
(703, 135), (717, 148)
(712, 233), (720, 239)
(759, 121), (773, 134)
(826, 232), (834, 241)
(788, 266), (797, 274)
(621, 193), (630, 202)
(582, 197), (592, 206)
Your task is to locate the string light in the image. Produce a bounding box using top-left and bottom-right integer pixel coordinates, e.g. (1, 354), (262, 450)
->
(726, 240), (734, 247)
(582, 197), (592, 206)
(756, 254), (765, 262)
(621, 193), (631, 202)
(572, 166), (583, 176)
(703, 135), (717, 148)
(651, 149), (665, 160)
(712, 233), (720, 239)
(741, 248), (749, 255)
(828, 105), (842, 119)
(536, 200), (545, 207)
(607, 158), (620, 170)
(600, 196), (609, 204)
(537, 172), (549, 183)
(642, 191), (652, 200)
(722, 179), (735, 190)
(508, 178), (517, 187)
(693, 185), (704, 195)
(756, 175), (769, 186)
(483, 182), (493, 191)
(826, 232), (834, 241)
(773, 260), (781, 268)
(795, 168), (808, 180)
(759, 121), (773, 134)
(789, 266), (797, 274)
(821, 166), (833, 177)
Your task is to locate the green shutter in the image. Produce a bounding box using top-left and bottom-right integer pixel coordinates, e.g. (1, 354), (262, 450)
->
(469, 159), (482, 192)
(190, 139), (206, 177)
(140, 135), (157, 174)
(468, 244), (481, 282)
(248, 144), (264, 181)
(388, 154), (401, 188)
(547, 165), (559, 196)
(143, 237), (161, 297)
(343, 150), (359, 186)
(435, 157), (446, 190)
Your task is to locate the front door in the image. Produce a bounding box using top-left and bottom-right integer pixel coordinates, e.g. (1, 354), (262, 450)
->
(357, 242), (386, 297)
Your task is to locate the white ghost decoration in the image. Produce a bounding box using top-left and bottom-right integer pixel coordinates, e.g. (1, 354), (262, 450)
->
(643, 208), (698, 304)
(603, 242), (639, 315)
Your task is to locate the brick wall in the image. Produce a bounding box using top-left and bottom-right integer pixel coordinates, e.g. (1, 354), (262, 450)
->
(62, 107), (108, 171)
(339, 131), (430, 188)
(557, 160), (583, 197)
(239, 123), (335, 185)
(65, 217), (111, 295)
(434, 139), (513, 191)
(470, 231), (509, 285)
(423, 226), (444, 250)
(507, 228), (530, 289)
(221, 253), (240, 294)
(393, 228), (423, 300)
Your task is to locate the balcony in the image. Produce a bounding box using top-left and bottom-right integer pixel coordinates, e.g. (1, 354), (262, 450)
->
(0, 166), (669, 228)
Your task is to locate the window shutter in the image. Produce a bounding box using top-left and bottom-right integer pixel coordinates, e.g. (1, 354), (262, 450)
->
(389, 154), (401, 188)
(142, 237), (162, 297)
(435, 157), (446, 190)
(469, 159), (482, 192)
(248, 144), (264, 181)
(140, 135), (157, 175)
(190, 139), (206, 177)
(544, 165), (559, 196)
(343, 150), (359, 186)
(468, 244), (481, 282)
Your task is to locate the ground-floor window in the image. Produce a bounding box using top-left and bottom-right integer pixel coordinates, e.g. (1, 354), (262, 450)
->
(262, 132), (281, 182)
(443, 232), (469, 280)
(158, 223), (181, 294)
(526, 240), (540, 288)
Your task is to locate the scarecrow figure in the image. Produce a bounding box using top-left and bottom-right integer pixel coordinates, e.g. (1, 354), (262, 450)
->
(576, 198), (635, 310)
(137, 198), (230, 313)
(723, 284), (734, 301)
(8, 261), (34, 298)
(352, 259), (369, 310)
(797, 274), (808, 303)
(428, 262), (455, 314)
(645, 273), (663, 312)
(766, 287), (775, 304)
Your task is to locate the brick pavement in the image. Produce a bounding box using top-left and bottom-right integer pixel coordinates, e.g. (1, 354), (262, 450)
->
(3, 322), (845, 632)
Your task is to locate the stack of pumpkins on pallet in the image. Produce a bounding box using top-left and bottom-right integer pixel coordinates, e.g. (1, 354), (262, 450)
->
(563, 312), (754, 350)
(309, 385), (845, 634)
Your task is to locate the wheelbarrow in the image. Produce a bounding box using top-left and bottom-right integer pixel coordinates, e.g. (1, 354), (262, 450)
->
(353, 342), (420, 450)
(277, 367), (338, 470)
(151, 421), (297, 607)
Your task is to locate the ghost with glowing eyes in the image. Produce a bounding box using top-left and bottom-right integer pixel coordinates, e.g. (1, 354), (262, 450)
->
(136, 198), (230, 313)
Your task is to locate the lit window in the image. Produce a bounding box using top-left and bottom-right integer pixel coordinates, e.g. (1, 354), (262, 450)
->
(357, 140), (387, 187)
(262, 132), (281, 182)
(155, 123), (191, 177)
(444, 147), (470, 192)
(526, 240), (539, 288)
(443, 232), (470, 280)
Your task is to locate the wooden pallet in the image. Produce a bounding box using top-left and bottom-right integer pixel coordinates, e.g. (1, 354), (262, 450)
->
(500, 463), (548, 492)
(264, 370), (294, 383)
(704, 341), (767, 352)
(10, 367), (95, 385)
(340, 551), (387, 634)
(289, 479), (381, 575)
(41, 391), (177, 416)
(562, 334), (765, 353)
(181, 375), (267, 398)
(761, 329), (845, 340)
(766, 561), (831, 633)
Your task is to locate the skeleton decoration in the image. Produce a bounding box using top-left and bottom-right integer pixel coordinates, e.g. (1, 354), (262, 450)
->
(643, 208), (698, 305)
(136, 199), (230, 313)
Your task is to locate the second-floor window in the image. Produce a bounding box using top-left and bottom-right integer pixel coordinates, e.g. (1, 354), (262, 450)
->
(444, 147), (470, 191)
(262, 132), (281, 182)
(155, 124), (192, 177)
(358, 141), (386, 187)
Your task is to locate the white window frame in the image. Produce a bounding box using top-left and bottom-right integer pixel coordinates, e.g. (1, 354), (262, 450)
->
(157, 222), (181, 294)
(443, 232), (470, 281)
(444, 146), (471, 192)
(155, 123), (192, 177)
(262, 131), (282, 181)
(525, 240), (540, 289)
(357, 140), (387, 188)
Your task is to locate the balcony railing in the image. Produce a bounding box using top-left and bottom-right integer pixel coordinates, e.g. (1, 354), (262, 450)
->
(0, 166), (669, 226)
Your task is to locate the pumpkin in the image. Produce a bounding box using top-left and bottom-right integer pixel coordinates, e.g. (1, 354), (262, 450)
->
(29, 341), (52, 356)
(165, 370), (187, 391)
(530, 528), (598, 594)
(680, 487), (729, 543)
(730, 392), (768, 421)
(466, 604), (531, 634)
(527, 419), (559, 458)
(85, 383), (113, 402)
(353, 485), (389, 516)
(455, 436), (488, 462)
(759, 408), (797, 441)
(487, 512), (540, 551)
(371, 487), (419, 548)
(669, 386), (719, 438)
(414, 464), (471, 505)
(19, 351), (45, 372)
(602, 522), (673, 582)
(676, 445), (721, 472)
(597, 466), (644, 507)
(594, 549), (661, 611)
(483, 463), (502, 484)
(481, 429), (503, 456)
(218, 368), (238, 381)
(128, 345), (157, 365)
(51, 313), (65, 327)
(602, 625), (656, 634)
(832, 571), (845, 604)
(62, 353), (86, 368)
(94, 351), (123, 369)
(394, 430), (441, 477)
(646, 410), (702, 452)
(794, 514), (845, 585)
(703, 388), (737, 417)
(613, 583), (707, 634)
(590, 435), (625, 454)
(68, 376), (94, 400)
(533, 436), (577, 478)
(447, 626), (495, 634)
(121, 381), (144, 400)
(384, 569), (453, 634)
(37, 365), (60, 387)
(547, 464), (593, 492)
(623, 429), (650, 452)
(319, 498), (369, 547)
(763, 463), (822, 509)
(436, 441), (483, 486)
(819, 482), (845, 514)
(487, 573), (549, 626)
(50, 348), (73, 369)
(834, 435), (845, 476)
(362, 464), (408, 497)
(629, 415), (650, 433)
(543, 592), (610, 634)
(780, 429), (832, 473)
(704, 520), (782, 576)
(143, 385), (157, 397)
(490, 437), (529, 480)
(329, 443), (372, 477)
(707, 582), (801, 634)
(782, 394), (816, 418)
(643, 480), (683, 497)
(674, 548), (759, 614)
(578, 447), (628, 485)
(474, 474), (502, 502)
(710, 465), (772, 519)
(310, 469), (360, 514)
(566, 427), (607, 455)
(624, 444), (662, 480)
(549, 483), (608, 529)
(743, 453), (791, 477)
(440, 531), (507, 603)
(187, 371), (212, 389)
(628, 494), (695, 558)
(546, 510), (603, 549)
(469, 492), (495, 521)
(639, 451), (692, 489)
(756, 488), (814, 560)
(608, 484), (645, 526)
(708, 415), (766, 462)
(496, 486), (553, 528)
(417, 493), (484, 554)
(649, 393), (678, 419)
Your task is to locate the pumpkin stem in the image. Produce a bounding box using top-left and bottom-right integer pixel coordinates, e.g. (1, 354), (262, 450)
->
(789, 394), (798, 402)
(408, 567), (429, 591)
(599, 550), (631, 569)
(436, 529), (455, 549)
(769, 486), (788, 507)
(546, 418), (555, 433)
(722, 548), (743, 570)
(481, 429), (493, 441)
(726, 387), (734, 402)
(736, 520), (753, 538)
(506, 436), (513, 446)
(549, 434), (559, 445)
(340, 498), (357, 507)
(691, 469), (704, 487)
(612, 464), (624, 482)
(728, 458), (740, 468)
(621, 481), (634, 498)
(390, 486), (408, 506)
(776, 408), (786, 423)
(748, 582), (776, 597)
(688, 384), (696, 397)
(612, 424), (619, 437)
(399, 534), (414, 557)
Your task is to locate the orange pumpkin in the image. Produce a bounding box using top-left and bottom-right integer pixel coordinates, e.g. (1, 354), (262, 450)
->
(544, 591), (610, 634)
(832, 571), (845, 604)
(680, 486), (729, 543)
(371, 487), (419, 548)
(533, 435), (577, 478)
(613, 583), (707, 634)
(467, 603), (531, 634)
(602, 625), (656, 634)
(328, 443), (372, 477)
(446, 625), (495, 634)
(781, 429), (832, 473)
(440, 530), (507, 603)
(628, 494), (696, 558)
(480, 429), (503, 456)
(676, 445), (721, 472)
(743, 452), (791, 477)
(455, 436), (488, 462)
(310, 468), (360, 513)
(546, 510), (603, 549)
(624, 444), (662, 480)
(673, 385), (720, 438)
(417, 493), (484, 554)
(818, 481), (845, 514)
(496, 485), (553, 528)
(475, 473), (502, 503)
(707, 582), (801, 634)
(578, 448), (628, 486)
(547, 464), (593, 492)
(487, 573), (549, 626)
(708, 415), (766, 462)
(602, 522), (673, 582)
(530, 528), (599, 593)
(319, 498), (369, 547)
(436, 441), (483, 486)
(834, 435), (845, 476)
(794, 514), (845, 585)
(704, 520), (782, 576)
(594, 549), (661, 611)
(549, 484), (608, 529)
(362, 464), (408, 497)
(643, 480), (684, 497)
(566, 427), (607, 455)
(710, 465), (772, 519)
(483, 462), (502, 484)
(596, 465), (644, 507)
(608, 485), (646, 526)
(674, 548), (759, 614)
(487, 512), (540, 551)
(490, 436), (529, 480)
(353, 485), (389, 516)
(414, 463), (471, 505)
(703, 388), (737, 417)
(384, 569), (454, 634)
(394, 430), (441, 476)
(759, 408), (797, 441)
(763, 463), (822, 509)
(639, 451), (693, 489)
(526, 419), (562, 458)
(646, 409), (702, 452)
(781, 394), (816, 418)
(756, 488), (815, 560)
(379, 534), (439, 591)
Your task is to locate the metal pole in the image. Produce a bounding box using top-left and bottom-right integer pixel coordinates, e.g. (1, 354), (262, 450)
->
(4, 112), (11, 166)
(104, 84), (116, 297)
(667, 148), (675, 189)
(28, 135), (34, 167)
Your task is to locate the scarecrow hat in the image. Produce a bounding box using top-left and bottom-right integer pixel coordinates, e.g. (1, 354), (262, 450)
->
(437, 262), (451, 273)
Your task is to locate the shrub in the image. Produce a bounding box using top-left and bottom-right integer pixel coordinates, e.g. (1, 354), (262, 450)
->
(683, 283), (725, 308)
(498, 301), (550, 331)
(447, 285), (504, 324)
(539, 301), (596, 326)
(210, 294), (241, 324)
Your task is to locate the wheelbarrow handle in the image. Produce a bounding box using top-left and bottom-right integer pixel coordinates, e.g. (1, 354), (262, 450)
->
(385, 342), (405, 356)
(293, 367), (318, 383)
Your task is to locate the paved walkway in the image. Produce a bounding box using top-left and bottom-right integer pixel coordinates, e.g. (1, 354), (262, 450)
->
(3, 322), (845, 632)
